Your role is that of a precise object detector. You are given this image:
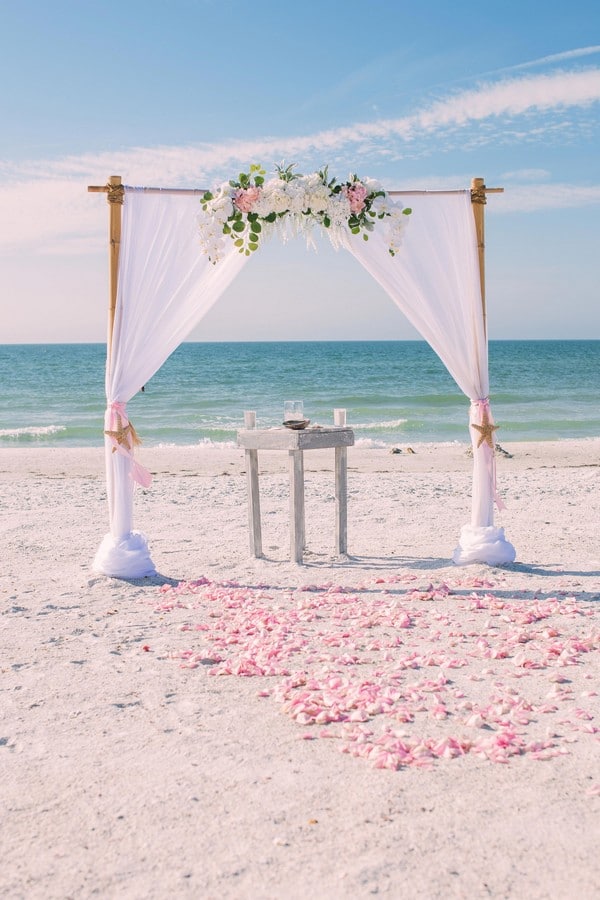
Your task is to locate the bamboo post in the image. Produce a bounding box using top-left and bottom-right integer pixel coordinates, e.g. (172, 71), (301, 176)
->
(470, 177), (487, 337)
(88, 175), (124, 365)
(106, 176), (124, 362)
(470, 177), (503, 338)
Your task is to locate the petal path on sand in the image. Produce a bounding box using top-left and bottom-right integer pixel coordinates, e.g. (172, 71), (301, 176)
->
(143, 574), (599, 776)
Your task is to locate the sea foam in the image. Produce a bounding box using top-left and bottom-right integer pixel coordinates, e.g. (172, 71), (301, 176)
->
(0, 425), (67, 440)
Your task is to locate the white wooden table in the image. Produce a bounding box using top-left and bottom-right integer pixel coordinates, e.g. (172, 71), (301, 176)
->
(237, 426), (355, 564)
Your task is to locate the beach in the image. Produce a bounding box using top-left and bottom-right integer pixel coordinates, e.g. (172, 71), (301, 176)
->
(1, 440), (599, 899)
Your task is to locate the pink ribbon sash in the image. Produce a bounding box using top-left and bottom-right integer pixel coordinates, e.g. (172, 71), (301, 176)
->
(104, 401), (152, 489)
(470, 397), (506, 512)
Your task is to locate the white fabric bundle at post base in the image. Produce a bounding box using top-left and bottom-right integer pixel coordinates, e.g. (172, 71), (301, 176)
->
(452, 524), (516, 566)
(93, 531), (157, 578)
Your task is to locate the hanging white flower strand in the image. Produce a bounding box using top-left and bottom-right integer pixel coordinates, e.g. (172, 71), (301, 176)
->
(197, 163), (412, 263)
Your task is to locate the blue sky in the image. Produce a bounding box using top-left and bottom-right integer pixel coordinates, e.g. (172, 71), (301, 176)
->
(1, 0), (599, 342)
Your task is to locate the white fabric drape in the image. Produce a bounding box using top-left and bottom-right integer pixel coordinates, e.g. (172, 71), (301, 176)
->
(346, 193), (515, 565)
(93, 190), (250, 577)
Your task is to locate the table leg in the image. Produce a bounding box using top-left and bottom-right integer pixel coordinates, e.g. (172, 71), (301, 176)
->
(335, 445), (348, 556)
(245, 449), (263, 557)
(289, 449), (305, 563)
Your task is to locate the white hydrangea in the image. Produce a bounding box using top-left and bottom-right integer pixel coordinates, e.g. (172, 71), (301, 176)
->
(304, 184), (331, 213)
(286, 179), (309, 213)
(326, 193), (352, 227)
(259, 182), (289, 215)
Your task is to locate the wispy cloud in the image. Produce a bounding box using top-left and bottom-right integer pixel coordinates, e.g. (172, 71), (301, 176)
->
(4, 67), (600, 185)
(497, 45), (600, 74)
(1, 67), (599, 254)
(4, 68), (600, 182)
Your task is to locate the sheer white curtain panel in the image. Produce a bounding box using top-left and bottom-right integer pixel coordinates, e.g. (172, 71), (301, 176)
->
(93, 190), (250, 577)
(346, 192), (515, 565)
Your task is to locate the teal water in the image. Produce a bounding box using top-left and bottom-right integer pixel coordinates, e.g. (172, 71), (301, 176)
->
(0, 341), (599, 447)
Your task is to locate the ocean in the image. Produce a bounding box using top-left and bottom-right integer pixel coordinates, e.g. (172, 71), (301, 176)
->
(1, 341), (599, 448)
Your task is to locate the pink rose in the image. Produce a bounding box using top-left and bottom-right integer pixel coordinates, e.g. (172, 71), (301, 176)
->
(233, 186), (261, 213)
(343, 183), (368, 214)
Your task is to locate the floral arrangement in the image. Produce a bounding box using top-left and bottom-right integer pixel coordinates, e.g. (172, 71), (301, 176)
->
(197, 163), (412, 262)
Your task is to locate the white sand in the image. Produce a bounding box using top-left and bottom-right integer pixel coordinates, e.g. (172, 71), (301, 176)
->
(1, 440), (599, 899)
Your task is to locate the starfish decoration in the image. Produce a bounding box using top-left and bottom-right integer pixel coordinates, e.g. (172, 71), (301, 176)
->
(104, 418), (134, 453)
(471, 412), (499, 449)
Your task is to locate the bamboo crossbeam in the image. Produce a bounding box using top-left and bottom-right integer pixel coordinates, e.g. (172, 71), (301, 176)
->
(88, 183), (487, 197)
(88, 185), (207, 196)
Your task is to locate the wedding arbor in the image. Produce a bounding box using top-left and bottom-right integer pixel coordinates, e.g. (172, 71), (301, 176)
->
(88, 170), (516, 578)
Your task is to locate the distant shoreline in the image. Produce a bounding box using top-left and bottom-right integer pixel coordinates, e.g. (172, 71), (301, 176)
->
(1, 438), (598, 479)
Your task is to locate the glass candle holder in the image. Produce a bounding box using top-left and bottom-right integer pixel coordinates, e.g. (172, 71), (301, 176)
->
(284, 400), (304, 422)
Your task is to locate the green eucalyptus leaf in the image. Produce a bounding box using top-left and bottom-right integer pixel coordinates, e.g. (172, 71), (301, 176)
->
(253, 221), (262, 232)
(403, 207), (412, 215)
(232, 220), (246, 233)
(249, 242), (258, 251)
(249, 233), (258, 243)
(234, 238), (244, 247)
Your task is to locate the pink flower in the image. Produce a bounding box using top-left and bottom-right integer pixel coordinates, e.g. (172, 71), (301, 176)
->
(233, 186), (261, 213)
(343, 183), (368, 214)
